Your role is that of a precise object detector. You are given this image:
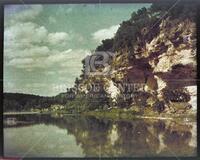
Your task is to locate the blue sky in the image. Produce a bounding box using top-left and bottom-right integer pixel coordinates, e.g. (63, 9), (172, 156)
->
(4, 4), (151, 96)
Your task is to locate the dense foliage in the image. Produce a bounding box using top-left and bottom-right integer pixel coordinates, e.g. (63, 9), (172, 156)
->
(4, 91), (73, 112)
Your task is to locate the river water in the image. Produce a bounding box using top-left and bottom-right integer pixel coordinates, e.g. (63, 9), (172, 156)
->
(3, 114), (197, 158)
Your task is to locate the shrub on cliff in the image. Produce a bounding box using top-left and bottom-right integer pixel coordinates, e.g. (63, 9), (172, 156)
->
(162, 88), (191, 103)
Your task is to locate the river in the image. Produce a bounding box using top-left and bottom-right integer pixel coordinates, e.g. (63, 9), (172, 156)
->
(3, 114), (197, 158)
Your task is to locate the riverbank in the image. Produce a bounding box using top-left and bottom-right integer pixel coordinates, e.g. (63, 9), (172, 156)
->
(3, 112), (40, 115)
(3, 111), (73, 116)
(83, 108), (196, 122)
(4, 108), (196, 122)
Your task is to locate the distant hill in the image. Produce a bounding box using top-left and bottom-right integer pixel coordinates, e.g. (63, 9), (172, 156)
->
(3, 92), (72, 112)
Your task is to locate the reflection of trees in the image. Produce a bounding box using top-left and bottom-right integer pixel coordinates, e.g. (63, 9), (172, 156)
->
(60, 116), (113, 157)
(161, 122), (195, 156)
(5, 115), (196, 156)
(54, 117), (195, 157)
(113, 120), (160, 156)
(112, 120), (195, 156)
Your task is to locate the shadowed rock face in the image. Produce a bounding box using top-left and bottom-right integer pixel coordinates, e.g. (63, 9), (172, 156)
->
(116, 16), (196, 113)
(157, 64), (196, 88)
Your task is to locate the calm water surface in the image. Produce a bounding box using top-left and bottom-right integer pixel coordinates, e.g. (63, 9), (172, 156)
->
(4, 114), (197, 157)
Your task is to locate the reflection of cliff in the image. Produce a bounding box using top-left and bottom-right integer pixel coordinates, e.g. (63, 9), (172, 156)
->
(162, 122), (194, 155)
(5, 114), (196, 156)
(63, 117), (196, 157)
(30, 115), (197, 157)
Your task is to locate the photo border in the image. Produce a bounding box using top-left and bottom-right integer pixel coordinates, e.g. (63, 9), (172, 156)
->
(0, 0), (199, 159)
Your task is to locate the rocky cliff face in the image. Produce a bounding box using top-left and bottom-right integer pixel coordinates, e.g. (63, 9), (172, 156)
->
(126, 17), (196, 113)
(76, 2), (197, 114)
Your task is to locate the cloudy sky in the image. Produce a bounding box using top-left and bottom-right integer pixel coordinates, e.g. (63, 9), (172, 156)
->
(4, 3), (151, 96)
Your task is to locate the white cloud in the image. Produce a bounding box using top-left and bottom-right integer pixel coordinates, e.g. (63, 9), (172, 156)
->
(46, 49), (89, 66)
(45, 71), (56, 75)
(8, 57), (47, 69)
(22, 46), (50, 57)
(4, 5), (91, 95)
(92, 25), (119, 42)
(60, 49), (90, 67)
(46, 49), (72, 63)
(5, 5), (43, 26)
(4, 22), (48, 44)
(5, 45), (50, 59)
(47, 32), (69, 45)
(4, 21), (70, 60)
(4, 5), (72, 70)
(6, 49), (89, 70)
(5, 22), (70, 47)
(48, 16), (56, 24)
(8, 58), (34, 66)
(16, 5), (43, 21)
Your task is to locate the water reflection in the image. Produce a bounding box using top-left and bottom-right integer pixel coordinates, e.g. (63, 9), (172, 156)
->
(4, 114), (197, 157)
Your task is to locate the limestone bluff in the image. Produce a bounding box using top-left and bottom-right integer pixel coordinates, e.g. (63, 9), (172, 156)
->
(71, 2), (197, 115)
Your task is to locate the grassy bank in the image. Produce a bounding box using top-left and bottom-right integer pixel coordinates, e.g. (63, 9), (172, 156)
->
(83, 108), (196, 121)
(4, 107), (196, 122)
